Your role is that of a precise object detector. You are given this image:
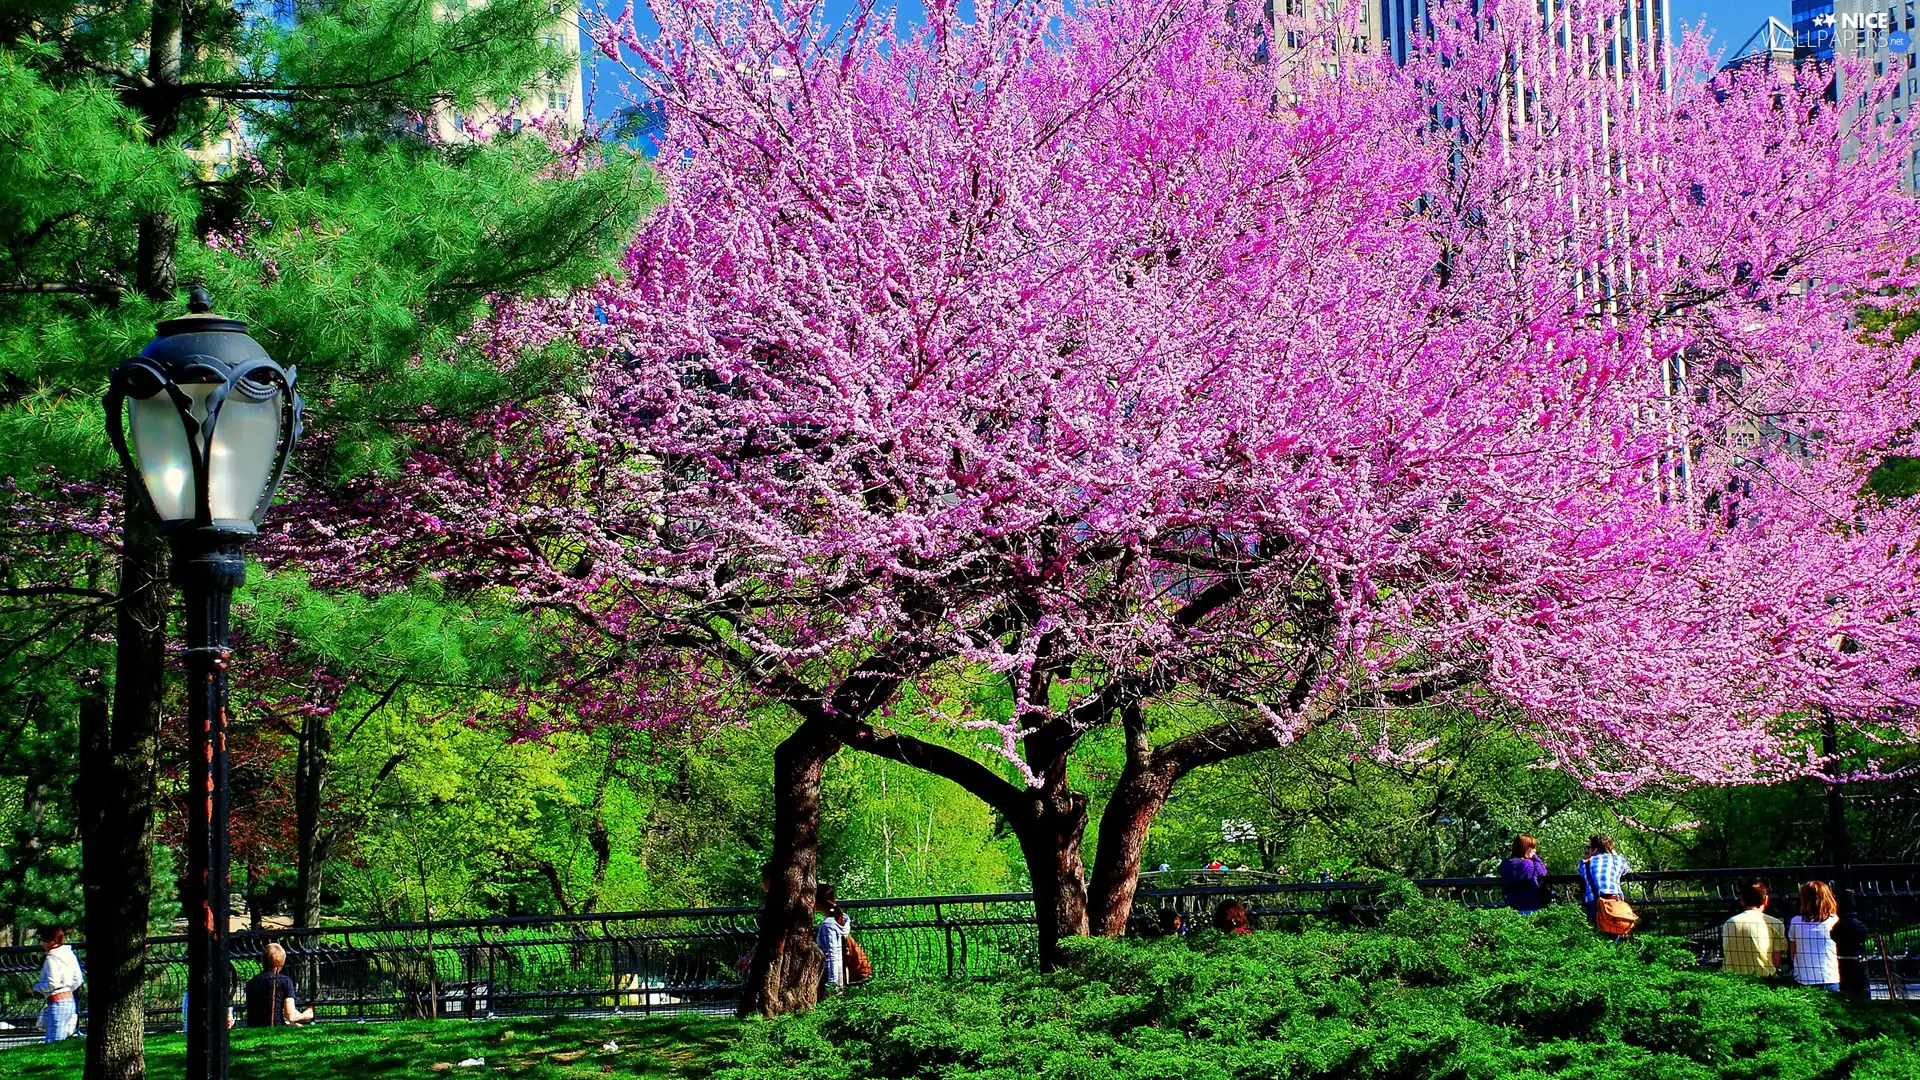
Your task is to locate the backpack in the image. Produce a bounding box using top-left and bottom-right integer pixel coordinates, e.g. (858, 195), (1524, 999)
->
(846, 935), (874, 983)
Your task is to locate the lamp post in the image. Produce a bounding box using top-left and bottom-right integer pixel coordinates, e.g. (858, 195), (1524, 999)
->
(1821, 710), (1873, 996)
(105, 288), (302, 1080)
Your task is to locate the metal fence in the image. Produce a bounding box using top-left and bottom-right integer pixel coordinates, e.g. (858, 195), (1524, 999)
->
(3, 865), (1914, 1033)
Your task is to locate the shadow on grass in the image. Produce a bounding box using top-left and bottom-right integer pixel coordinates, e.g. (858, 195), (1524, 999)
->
(2, 1015), (738, 1079)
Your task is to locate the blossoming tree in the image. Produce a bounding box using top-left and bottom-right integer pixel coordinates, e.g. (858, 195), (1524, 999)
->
(297, 0), (1920, 1014)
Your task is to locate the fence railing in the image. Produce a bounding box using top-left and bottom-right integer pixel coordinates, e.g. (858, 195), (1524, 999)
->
(3, 865), (1914, 1032)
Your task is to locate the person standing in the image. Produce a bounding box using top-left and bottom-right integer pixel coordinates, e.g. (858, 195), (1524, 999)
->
(1498, 835), (1550, 915)
(1786, 881), (1842, 990)
(815, 904), (849, 991)
(244, 943), (314, 1027)
(1721, 881), (1788, 977)
(33, 926), (83, 1043)
(1578, 834), (1630, 929)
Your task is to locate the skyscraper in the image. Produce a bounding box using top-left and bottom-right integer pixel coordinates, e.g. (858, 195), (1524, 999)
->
(1727, 2), (1919, 191)
(1279, 0), (1670, 73)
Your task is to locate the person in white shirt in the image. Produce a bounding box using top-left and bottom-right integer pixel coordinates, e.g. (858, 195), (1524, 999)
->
(32, 926), (84, 1043)
(1786, 880), (1842, 991)
(815, 905), (849, 990)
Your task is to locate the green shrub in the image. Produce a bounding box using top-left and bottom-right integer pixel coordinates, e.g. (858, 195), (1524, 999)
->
(715, 900), (1920, 1080)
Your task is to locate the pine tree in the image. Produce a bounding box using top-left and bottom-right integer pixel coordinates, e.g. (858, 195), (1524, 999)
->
(1, 1), (653, 1074)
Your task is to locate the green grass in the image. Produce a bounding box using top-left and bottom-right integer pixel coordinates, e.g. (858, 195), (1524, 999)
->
(0, 1014), (737, 1079)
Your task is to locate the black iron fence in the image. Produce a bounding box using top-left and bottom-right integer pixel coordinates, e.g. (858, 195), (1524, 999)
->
(3, 865), (1915, 1033)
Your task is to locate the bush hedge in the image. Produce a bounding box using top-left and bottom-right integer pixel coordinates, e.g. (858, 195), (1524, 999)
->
(716, 901), (1920, 1080)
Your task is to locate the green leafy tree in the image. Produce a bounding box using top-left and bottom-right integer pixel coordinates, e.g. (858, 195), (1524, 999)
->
(0, 0), (654, 1072)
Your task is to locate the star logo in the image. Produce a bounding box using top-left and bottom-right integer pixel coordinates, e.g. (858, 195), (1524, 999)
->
(1814, 12), (1835, 26)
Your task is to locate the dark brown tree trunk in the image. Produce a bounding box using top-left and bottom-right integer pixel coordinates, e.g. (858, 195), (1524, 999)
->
(77, 508), (167, 1080)
(1086, 710), (1175, 937)
(80, 4), (185, 1073)
(1019, 753), (1088, 969)
(580, 742), (618, 914)
(245, 863), (263, 932)
(740, 717), (838, 1018)
(292, 706), (330, 928)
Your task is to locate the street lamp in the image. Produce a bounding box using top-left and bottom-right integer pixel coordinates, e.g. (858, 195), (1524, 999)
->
(104, 288), (301, 1080)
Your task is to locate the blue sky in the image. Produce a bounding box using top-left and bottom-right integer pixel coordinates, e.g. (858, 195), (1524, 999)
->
(1678, 0), (1790, 54)
(583, 0), (968, 122)
(584, 0), (1789, 122)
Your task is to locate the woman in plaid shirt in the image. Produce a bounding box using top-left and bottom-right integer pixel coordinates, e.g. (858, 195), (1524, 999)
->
(1579, 834), (1631, 930)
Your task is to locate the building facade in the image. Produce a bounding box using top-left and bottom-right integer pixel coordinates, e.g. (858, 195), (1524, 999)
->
(1270, 0), (1669, 79)
(431, 3), (586, 144)
(1728, 2), (1919, 191)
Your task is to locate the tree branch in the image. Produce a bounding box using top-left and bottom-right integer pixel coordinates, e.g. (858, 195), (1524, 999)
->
(0, 585), (117, 602)
(841, 718), (1033, 823)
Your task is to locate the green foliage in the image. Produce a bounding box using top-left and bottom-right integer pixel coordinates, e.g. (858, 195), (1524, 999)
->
(239, 570), (541, 686)
(0, 722), (82, 930)
(718, 902), (1920, 1080)
(0, 0), (656, 938)
(1146, 709), (1598, 880)
(822, 750), (1025, 901)
(308, 710), (1030, 923)
(186, 134), (655, 479)
(1869, 456), (1920, 500)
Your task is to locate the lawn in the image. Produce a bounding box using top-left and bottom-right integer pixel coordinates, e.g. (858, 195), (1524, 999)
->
(0, 1014), (737, 1079)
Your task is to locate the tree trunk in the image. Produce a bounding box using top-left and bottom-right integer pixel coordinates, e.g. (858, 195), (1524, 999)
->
(1019, 753), (1089, 970)
(292, 706), (330, 928)
(1086, 746), (1175, 938)
(81, 4), (185, 1072)
(245, 863), (263, 933)
(1083, 690), (1331, 939)
(739, 718), (838, 1018)
(78, 511), (166, 1080)
(580, 742), (617, 914)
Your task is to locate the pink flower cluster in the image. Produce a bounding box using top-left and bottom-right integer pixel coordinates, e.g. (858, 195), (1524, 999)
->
(273, 0), (1920, 799)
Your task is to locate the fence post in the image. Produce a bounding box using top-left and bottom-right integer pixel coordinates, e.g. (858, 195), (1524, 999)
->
(343, 931), (362, 1023)
(468, 927), (482, 1022)
(937, 903), (955, 980)
(598, 917), (624, 1018)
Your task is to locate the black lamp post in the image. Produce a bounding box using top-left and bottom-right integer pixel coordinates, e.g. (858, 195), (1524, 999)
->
(1821, 710), (1873, 996)
(105, 288), (301, 1080)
